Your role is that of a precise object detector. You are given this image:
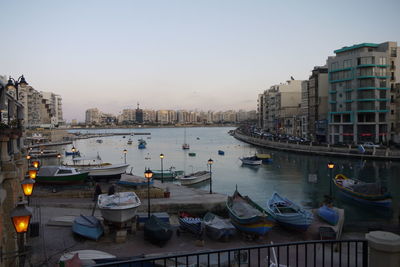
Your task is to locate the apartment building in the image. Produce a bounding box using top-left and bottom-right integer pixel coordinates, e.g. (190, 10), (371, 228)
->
(41, 92), (64, 126)
(300, 81), (309, 138)
(327, 42), (399, 144)
(18, 84), (42, 127)
(85, 108), (101, 125)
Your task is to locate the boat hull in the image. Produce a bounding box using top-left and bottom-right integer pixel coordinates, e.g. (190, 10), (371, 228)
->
(86, 164), (129, 177)
(36, 172), (89, 184)
(317, 205), (339, 226)
(203, 212), (236, 240)
(99, 206), (139, 223)
(230, 219), (274, 236)
(72, 215), (103, 241)
(240, 158), (262, 165)
(98, 192), (141, 223)
(180, 172), (211, 185)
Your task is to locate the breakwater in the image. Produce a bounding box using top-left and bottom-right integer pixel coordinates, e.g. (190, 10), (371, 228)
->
(233, 131), (400, 161)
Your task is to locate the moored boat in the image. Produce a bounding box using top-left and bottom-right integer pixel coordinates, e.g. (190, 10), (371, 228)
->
(218, 150), (225, 155)
(72, 215), (103, 241)
(226, 189), (275, 236)
(266, 192), (313, 231)
(98, 192), (141, 223)
(138, 139), (147, 149)
(65, 156), (129, 178)
(317, 205), (339, 226)
(239, 156), (262, 166)
(152, 168), (184, 180)
(179, 171), (210, 185)
(333, 174), (392, 207)
(144, 215), (173, 245)
(255, 153), (273, 163)
(203, 212), (235, 241)
(188, 152), (196, 157)
(36, 166), (89, 184)
(65, 150), (80, 157)
(127, 139), (133, 145)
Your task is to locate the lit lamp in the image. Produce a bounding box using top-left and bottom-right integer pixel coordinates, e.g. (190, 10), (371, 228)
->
(160, 153), (164, 183)
(28, 169), (37, 179)
(32, 160), (40, 169)
(208, 158), (214, 194)
(144, 168), (154, 218)
(26, 154), (31, 167)
(21, 177), (36, 205)
(327, 161), (335, 197)
(123, 149), (127, 164)
(57, 153), (61, 165)
(71, 146), (76, 153)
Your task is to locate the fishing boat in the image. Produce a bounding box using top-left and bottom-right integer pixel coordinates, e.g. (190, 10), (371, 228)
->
(218, 150), (225, 155)
(65, 150), (80, 157)
(188, 152), (196, 157)
(36, 166), (89, 184)
(96, 139), (103, 143)
(333, 174), (392, 207)
(239, 156), (262, 166)
(255, 153), (273, 163)
(266, 192), (313, 231)
(203, 212), (235, 241)
(177, 211), (203, 237)
(117, 173), (153, 188)
(138, 138), (147, 149)
(144, 215), (173, 245)
(65, 156), (129, 178)
(226, 189), (275, 236)
(59, 250), (116, 266)
(152, 168), (184, 180)
(97, 192), (141, 223)
(182, 128), (190, 150)
(72, 215), (103, 241)
(127, 139), (133, 145)
(179, 171), (211, 185)
(317, 205), (339, 226)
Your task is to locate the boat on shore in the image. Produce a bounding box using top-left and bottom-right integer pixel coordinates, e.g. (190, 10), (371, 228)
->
(266, 192), (313, 231)
(72, 215), (103, 241)
(36, 166), (89, 184)
(65, 156), (129, 178)
(203, 212), (235, 241)
(179, 171), (210, 185)
(59, 250), (116, 266)
(317, 205), (339, 226)
(333, 174), (392, 207)
(98, 192), (141, 223)
(177, 211), (203, 238)
(144, 215), (173, 245)
(239, 156), (262, 166)
(226, 189), (275, 236)
(117, 173), (153, 188)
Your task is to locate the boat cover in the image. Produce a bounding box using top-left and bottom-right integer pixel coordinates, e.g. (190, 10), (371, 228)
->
(98, 192), (140, 209)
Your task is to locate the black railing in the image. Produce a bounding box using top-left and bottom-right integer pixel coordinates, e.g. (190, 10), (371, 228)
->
(90, 239), (368, 267)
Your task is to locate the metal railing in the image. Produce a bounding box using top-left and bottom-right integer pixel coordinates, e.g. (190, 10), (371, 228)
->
(90, 239), (368, 267)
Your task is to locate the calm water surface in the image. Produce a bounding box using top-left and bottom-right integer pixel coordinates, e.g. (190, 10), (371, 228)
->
(60, 127), (399, 224)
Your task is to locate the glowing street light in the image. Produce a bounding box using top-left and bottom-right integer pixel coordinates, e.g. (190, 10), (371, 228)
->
(144, 168), (154, 218)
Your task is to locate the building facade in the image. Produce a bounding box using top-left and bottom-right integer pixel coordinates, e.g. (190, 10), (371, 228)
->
(85, 108), (101, 125)
(327, 42), (400, 144)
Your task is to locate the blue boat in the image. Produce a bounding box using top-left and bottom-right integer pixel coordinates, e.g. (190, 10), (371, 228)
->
(138, 139), (147, 149)
(317, 205), (339, 226)
(72, 215), (103, 241)
(117, 173), (153, 188)
(226, 189), (275, 236)
(266, 192), (313, 231)
(65, 151), (80, 157)
(218, 150), (225, 155)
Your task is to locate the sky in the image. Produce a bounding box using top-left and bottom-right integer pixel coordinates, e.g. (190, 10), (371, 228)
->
(1, 0), (399, 122)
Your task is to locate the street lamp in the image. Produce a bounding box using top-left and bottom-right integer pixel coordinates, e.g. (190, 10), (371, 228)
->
(327, 161), (335, 197)
(26, 154), (31, 166)
(144, 168), (154, 218)
(10, 199), (32, 267)
(21, 177), (36, 205)
(6, 75), (28, 101)
(208, 158), (214, 194)
(28, 169), (37, 180)
(32, 160), (40, 169)
(123, 149), (127, 164)
(160, 153), (164, 183)
(57, 153), (61, 165)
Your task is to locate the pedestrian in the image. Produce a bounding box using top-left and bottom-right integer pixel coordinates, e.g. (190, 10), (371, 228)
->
(108, 184), (116, 196)
(93, 183), (102, 201)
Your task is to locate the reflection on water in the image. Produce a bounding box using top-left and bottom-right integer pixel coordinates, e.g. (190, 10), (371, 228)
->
(38, 127), (400, 225)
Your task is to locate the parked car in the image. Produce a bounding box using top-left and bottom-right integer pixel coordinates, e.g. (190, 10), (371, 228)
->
(362, 142), (380, 148)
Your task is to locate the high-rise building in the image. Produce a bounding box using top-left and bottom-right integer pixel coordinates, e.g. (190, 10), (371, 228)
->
(41, 92), (64, 126)
(85, 108), (101, 125)
(327, 42), (399, 144)
(135, 102), (143, 123)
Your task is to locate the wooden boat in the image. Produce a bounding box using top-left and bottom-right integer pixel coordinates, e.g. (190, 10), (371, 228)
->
(180, 171), (210, 185)
(266, 192), (313, 231)
(117, 173), (153, 188)
(65, 156), (129, 178)
(72, 215), (103, 241)
(317, 205), (339, 226)
(255, 153), (273, 163)
(333, 174), (392, 207)
(98, 192), (141, 223)
(218, 150), (225, 155)
(203, 212), (235, 241)
(226, 190), (275, 236)
(144, 215), (173, 245)
(36, 166), (89, 184)
(59, 250), (116, 266)
(239, 156), (262, 166)
(177, 211), (203, 237)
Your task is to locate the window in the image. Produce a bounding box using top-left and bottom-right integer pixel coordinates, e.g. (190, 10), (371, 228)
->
(379, 90), (386, 98)
(331, 62), (339, 70)
(343, 114), (351, 122)
(331, 94), (337, 101)
(377, 68), (387, 76)
(358, 56), (374, 65)
(345, 80), (352, 88)
(343, 59), (352, 68)
(379, 57), (387, 65)
(379, 79), (387, 88)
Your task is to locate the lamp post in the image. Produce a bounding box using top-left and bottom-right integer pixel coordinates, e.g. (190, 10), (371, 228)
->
(123, 149), (127, 164)
(21, 177), (36, 205)
(144, 168), (154, 218)
(327, 161), (335, 197)
(57, 153), (61, 165)
(28, 169), (37, 180)
(10, 199), (32, 267)
(32, 160), (40, 169)
(160, 153), (164, 183)
(26, 155), (31, 167)
(208, 158), (214, 194)
(6, 75), (28, 101)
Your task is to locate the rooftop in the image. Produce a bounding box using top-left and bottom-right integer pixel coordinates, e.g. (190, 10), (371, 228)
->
(334, 43), (379, 54)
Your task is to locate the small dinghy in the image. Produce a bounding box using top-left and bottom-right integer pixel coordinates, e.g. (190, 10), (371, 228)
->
(203, 212), (235, 241)
(317, 205), (339, 226)
(267, 192), (313, 231)
(72, 215), (103, 241)
(177, 211), (203, 238)
(239, 156), (262, 166)
(144, 215), (173, 245)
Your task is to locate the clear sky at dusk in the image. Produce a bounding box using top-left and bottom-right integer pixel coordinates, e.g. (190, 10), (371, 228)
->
(1, 0), (399, 121)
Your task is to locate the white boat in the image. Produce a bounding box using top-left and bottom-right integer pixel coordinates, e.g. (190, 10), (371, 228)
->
(59, 250), (116, 266)
(98, 192), (141, 223)
(65, 156), (129, 178)
(239, 156), (262, 166)
(180, 171), (211, 185)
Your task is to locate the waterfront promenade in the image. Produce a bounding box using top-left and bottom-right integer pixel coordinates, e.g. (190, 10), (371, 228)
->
(233, 130), (400, 161)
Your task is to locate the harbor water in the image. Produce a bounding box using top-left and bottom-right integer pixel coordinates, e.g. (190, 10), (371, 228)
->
(58, 127), (399, 225)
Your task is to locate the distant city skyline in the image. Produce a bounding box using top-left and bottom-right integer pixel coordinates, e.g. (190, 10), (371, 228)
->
(1, 0), (399, 122)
